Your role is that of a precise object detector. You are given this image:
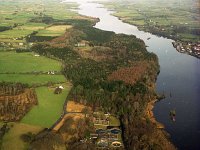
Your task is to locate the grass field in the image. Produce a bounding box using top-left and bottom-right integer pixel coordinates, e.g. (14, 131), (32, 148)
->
(0, 51), (61, 73)
(0, 51), (66, 85)
(109, 116), (120, 126)
(0, 23), (47, 39)
(0, 29), (33, 39)
(36, 25), (72, 37)
(1, 123), (43, 150)
(21, 83), (71, 127)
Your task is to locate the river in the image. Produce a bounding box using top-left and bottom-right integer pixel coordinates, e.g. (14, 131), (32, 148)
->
(64, 1), (200, 149)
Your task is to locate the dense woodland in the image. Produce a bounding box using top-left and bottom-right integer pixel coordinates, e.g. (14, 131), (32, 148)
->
(28, 17), (177, 150)
(0, 82), (38, 121)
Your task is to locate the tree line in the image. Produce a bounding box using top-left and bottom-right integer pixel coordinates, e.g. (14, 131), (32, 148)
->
(0, 82), (28, 96)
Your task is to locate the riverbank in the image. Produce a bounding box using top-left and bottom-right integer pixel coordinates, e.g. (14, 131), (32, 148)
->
(146, 100), (164, 129)
(146, 99), (177, 150)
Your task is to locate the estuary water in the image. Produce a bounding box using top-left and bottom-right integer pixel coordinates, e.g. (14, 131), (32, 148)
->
(64, 1), (200, 149)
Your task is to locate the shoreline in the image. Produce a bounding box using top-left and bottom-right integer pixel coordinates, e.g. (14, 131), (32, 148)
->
(145, 99), (177, 149)
(146, 99), (164, 129)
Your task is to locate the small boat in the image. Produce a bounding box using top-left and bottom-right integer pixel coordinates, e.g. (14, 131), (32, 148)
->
(147, 37), (151, 40)
(170, 92), (172, 98)
(170, 110), (176, 122)
(172, 116), (176, 122)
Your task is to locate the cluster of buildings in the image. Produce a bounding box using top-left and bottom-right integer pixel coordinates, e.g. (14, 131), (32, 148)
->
(172, 41), (200, 58)
(74, 41), (89, 47)
(90, 128), (123, 149)
(87, 112), (124, 149)
(0, 41), (34, 50)
(74, 42), (86, 47)
(47, 71), (55, 75)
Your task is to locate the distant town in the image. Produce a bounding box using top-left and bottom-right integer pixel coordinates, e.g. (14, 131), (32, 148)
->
(172, 41), (200, 58)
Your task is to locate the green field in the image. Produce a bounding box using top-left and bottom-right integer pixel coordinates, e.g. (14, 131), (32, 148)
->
(0, 52), (61, 73)
(0, 22), (46, 48)
(1, 123), (43, 150)
(21, 83), (71, 127)
(0, 51), (66, 85)
(36, 25), (72, 37)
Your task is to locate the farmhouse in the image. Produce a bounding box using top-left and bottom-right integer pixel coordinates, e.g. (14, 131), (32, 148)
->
(91, 127), (122, 148)
(29, 43), (34, 46)
(75, 42), (86, 47)
(19, 43), (24, 46)
(75, 41), (89, 47)
(48, 71), (55, 75)
(59, 85), (64, 89)
(54, 87), (62, 94)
